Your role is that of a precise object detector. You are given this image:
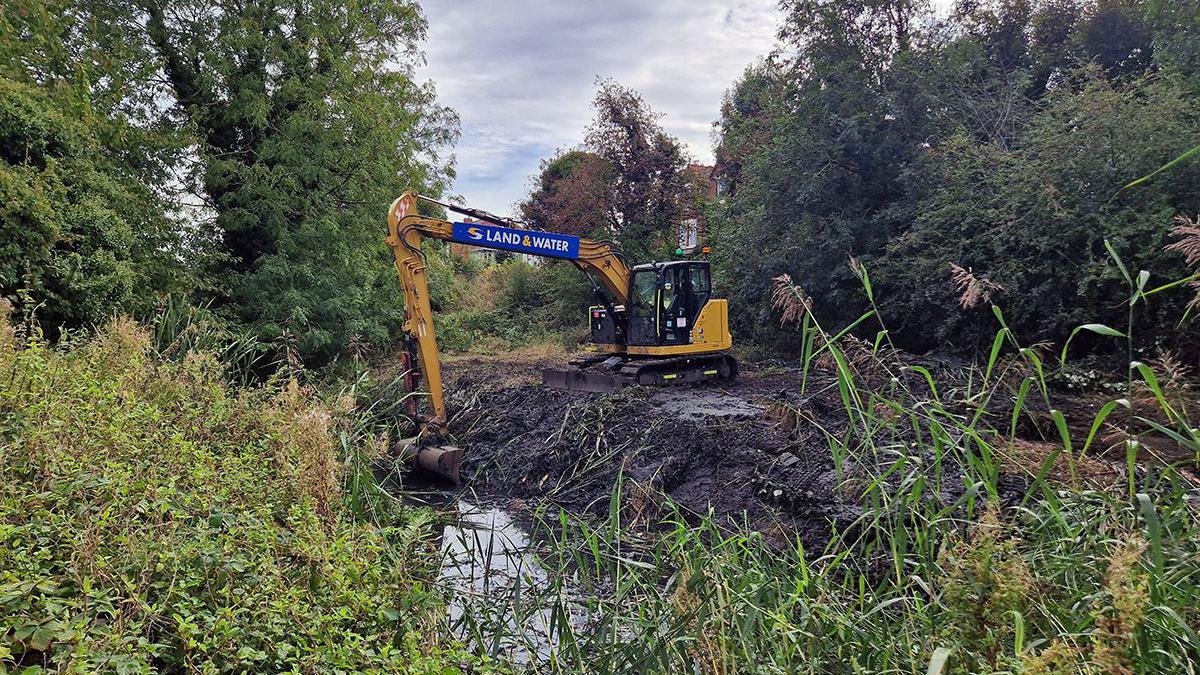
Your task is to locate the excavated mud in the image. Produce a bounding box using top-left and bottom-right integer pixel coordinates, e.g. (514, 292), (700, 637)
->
(439, 359), (1025, 549)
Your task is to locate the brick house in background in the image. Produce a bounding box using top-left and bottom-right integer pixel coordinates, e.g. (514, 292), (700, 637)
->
(676, 164), (725, 253)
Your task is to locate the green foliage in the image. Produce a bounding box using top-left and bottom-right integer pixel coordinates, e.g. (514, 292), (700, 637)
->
(433, 259), (593, 352)
(0, 315), (473, 672)
(711, 0), (1200, 355)
(18, 0), (460, 365)
(878, 70), (1199, 350)
(0, 77), (181, 333)
(150, 293), (276, 387)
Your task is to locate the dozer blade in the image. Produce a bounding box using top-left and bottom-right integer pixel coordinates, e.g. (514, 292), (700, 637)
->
(541, 367), (630, 393)
(396, 436), (463, 483)
(543, 353), (738, 393)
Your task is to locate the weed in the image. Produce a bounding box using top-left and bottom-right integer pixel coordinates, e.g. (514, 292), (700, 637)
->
(0, 313), (480, 672)
(949, 263), (1005, 310)
(430, 254), (1200, 673)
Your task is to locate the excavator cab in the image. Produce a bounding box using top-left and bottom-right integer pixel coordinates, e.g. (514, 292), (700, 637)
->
(570, 258), (735, 392)
(626, 261), (712, 346)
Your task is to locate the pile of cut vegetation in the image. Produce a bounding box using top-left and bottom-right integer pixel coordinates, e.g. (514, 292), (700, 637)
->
(0, 315), (467, 672)
(454, 383), (809, 530)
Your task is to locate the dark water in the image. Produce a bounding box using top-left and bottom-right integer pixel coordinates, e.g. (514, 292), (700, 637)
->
(407, 489), (589, 664)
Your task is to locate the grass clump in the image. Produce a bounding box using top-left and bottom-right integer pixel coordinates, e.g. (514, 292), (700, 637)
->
(439, 255), (1200, 673)
(0, 315), (470, 672)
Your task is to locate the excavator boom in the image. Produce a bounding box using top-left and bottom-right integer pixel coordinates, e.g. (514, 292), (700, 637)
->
(387, 191), (631, 419)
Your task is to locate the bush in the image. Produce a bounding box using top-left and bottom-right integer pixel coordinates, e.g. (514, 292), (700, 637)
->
(875, 71), (1200, 352)
(0, 314), (470, 672)
(709, 0), (1200, 357)
(433, 259), (593, 352)
(0, 78), (181, 334)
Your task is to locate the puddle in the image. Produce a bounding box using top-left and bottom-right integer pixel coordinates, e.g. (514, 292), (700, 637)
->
(439, 500), (587, 663)
(649, 388), (763, 421)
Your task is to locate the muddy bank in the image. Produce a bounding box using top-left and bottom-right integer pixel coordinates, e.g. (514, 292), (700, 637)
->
(434, 357), (1031, 550)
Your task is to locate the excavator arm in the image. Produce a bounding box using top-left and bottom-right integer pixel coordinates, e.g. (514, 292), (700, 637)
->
(385, 191), (631, 477)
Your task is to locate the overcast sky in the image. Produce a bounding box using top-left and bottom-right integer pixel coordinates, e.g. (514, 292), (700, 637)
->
(416, 0), (784, 215)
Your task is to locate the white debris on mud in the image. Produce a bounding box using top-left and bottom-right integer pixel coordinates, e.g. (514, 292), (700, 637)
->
(648, 388), (763, 421)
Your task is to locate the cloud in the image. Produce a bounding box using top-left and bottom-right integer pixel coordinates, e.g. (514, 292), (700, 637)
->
(415, 0), (781, 214)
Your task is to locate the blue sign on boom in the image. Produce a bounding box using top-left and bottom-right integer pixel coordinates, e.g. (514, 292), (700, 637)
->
(450, 222), (581, 260)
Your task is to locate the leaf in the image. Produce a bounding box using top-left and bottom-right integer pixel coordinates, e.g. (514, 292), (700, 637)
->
(1122, 142), (1200, 189)
(1131, 361), (1177, 420)
(1105, 240), (1132, 285)
(983, 327), (1009, 385)
(1136, 493), (1165, 597)
(1009, 376), (1033, 437)
(1082, 400), (1121, 454)
(907, 365), (940, 401)
(29, 626), (55, 651)
(1132, 270), (1149, 305)
(1060, 323), (1125, 364)
(927, 646), (953, 675)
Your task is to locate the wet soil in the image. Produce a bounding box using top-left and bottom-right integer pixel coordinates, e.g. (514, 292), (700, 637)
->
(432, 356), (999, 550)
(424, 353), (1196, 549)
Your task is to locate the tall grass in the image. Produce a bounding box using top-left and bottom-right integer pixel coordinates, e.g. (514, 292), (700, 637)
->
(150, 293), (276, 387)
(0, 312), (477, 672)
(439, 250), (1200, 673)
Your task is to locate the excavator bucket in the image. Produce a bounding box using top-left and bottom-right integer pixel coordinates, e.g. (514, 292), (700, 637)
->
(396, 436), (463, 483)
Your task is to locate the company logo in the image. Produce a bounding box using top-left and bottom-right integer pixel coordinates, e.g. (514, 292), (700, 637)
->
(451, 222), (580, 260)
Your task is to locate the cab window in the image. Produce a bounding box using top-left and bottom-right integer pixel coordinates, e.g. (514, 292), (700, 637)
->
(688, 265), (710, 295)
(630, 270), (657, 317)
(661, 270), (677, 312)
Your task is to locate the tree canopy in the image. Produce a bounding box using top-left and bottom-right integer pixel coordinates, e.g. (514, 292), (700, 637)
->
(1, 2), (184, 333)
(521, 80), (694, 262)
(2, 0), (458, 362)
(708, 0), (1200, 354)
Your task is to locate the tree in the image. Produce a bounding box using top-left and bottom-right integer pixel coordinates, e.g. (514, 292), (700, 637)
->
(0, 2), (183, 332)
(114, 0), (457, 362)
(711, 0), (1200, 355)
(584, 79), (690, 261)
(710, 0), (939, 345)
(877, 70), (1199, 350)
(520, 150), (613, 237)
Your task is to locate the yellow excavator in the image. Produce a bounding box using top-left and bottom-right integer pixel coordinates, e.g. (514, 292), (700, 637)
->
(386, 191), (737, 481)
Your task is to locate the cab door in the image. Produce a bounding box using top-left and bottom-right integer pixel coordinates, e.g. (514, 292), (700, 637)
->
(627, 269), (659, 346)
(660, 263), (710, 344)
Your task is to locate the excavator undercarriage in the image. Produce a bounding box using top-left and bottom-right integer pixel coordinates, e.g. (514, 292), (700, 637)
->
(542, 352), (738, 393)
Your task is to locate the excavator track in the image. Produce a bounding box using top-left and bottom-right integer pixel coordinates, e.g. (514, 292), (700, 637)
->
(542, 352), (738, 393)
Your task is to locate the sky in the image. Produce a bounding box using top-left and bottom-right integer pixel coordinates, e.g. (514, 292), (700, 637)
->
(416, 0), (784, 215)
